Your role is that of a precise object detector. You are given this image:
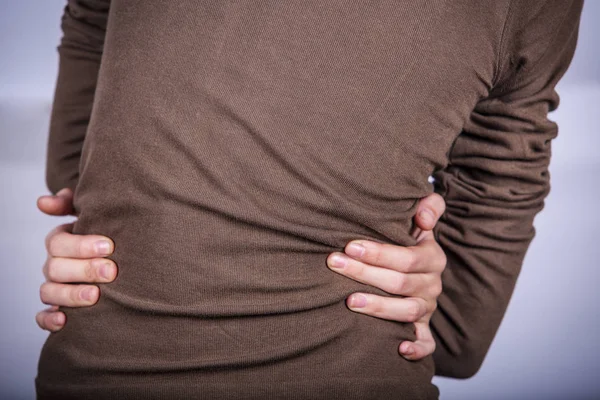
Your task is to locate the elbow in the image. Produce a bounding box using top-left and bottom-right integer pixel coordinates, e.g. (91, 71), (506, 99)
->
(434, 343), (489, 380)
(439, 354), (485, 380)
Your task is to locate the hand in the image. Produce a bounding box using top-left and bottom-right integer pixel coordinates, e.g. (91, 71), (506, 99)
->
(326, 193), (446, 360)
(35, 188), (117, 332)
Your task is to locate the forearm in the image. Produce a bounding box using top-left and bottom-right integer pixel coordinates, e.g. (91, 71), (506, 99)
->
(429, 0), (583, 378)
(46, 0), (109, 194)
(430, 172), (542, 379)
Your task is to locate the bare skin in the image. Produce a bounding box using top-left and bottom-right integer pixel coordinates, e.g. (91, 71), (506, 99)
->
(36, 187), (446, 361)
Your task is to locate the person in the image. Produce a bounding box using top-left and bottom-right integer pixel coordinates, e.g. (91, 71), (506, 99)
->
(34, 0), (584, 399)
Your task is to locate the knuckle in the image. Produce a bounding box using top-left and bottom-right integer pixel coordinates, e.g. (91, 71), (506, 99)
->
(49, 232), (68, 256)
(404, 249), (418, 271)
(349, 260), (365, 280)
(369, 297), (384, 315)
(46, 224), (71, 254)
(430, 281), (443, 298)
(39, 284), (51, 304)
(77, 238), (88, 258)
(428, 300), (438, 314)
(45, 232), (58, 255)
(44, 234), (52, 253)
(406, 300), (425, 322)
(391, 274), (406, 295)
(42, 258), (50, 280)
(430, 340), (437, 353)
(46, 258), (60, 281)
(44, 225), (61, 252)
(372, 247), (384, 267)
(435, 248), (447, 270)
(69, 286), (82, 304)
(84, 260), (97, 281)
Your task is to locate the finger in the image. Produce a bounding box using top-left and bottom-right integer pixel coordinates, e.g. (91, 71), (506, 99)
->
(36, 309), (67, 332)
(410, 232), (447, 273)
(327, 252), (434, 295)
(37, 187), (75, 216)
(399, 320), (436, 360)
(342, 237), (446, 274)
(345, 293), (428, 323)
(342, 240), (416, 272)
(414, 192), (446, 231)
(40, 282), (100, 307)
(44, 222), (74, 253)
(45, 224), (114, 258)
(35, 307), (66, 332)
(43, 256), (117, 283)
(408, 233), (446, 274)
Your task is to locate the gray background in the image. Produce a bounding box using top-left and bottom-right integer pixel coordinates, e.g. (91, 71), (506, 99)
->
(1, 1), (598, 399)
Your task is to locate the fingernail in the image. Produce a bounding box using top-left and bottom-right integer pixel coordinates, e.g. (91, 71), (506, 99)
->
(348, 294), (367, 308)
(53, 313), (64, 325)
(95, 240), (112, 255)
(329, 254), (347, 269)
(81, 287), (97, 302)
(56, 188), (70, 197)
(403, 346), (414, 355)
(100, 263), (114, 280)
(346, 242), (365, 257)
(418, 210), (434, 226)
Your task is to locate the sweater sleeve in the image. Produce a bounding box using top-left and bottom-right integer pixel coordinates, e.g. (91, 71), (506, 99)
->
(45, 0), (110, 194)
(430, 0), (584, 379)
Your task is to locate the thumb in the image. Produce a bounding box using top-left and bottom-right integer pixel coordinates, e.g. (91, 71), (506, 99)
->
(414, 192), (445, 232)
(37, 187), (76, 216)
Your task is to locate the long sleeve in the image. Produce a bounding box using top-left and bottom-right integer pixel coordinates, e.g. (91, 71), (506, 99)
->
(45, 0), (110, 194)
(430, 0), (584, 379)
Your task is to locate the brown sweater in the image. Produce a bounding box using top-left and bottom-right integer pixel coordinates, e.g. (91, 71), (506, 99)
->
(36, 1), (583, 399)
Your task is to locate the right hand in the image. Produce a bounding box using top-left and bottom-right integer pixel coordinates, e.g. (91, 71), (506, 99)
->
(36, 188), (117, 332)
(327, 193), (446, 361)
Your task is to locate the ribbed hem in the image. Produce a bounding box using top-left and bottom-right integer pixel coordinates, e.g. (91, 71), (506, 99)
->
(36, 377), (439, 400)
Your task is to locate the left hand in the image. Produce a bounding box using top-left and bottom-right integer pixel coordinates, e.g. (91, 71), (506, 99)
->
(35, 188), (117, 332)
(326, 192), (446, 360)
